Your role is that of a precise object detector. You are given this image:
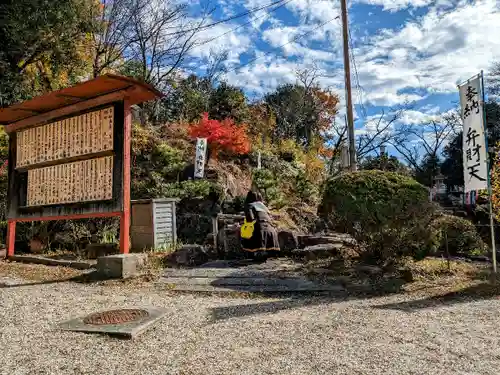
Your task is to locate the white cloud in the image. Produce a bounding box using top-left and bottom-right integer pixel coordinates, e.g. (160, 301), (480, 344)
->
(189, 22), (252, 63)
(351, 0), (500, 106)
(262, 26), (301, 46)
(244, 0), (341, 23)
(224, 59), (300, 94)
(399, 109), (441, 125)
(353, 0), (434, 12)
(185, 0), (500, 114)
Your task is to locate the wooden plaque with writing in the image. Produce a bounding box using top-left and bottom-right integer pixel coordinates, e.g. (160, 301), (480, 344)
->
(15, 106), (114, 168)
(7, 102), (124, 220)
(26, 156), (114, 206)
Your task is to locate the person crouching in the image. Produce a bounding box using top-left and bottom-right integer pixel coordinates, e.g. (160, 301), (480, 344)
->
(240, 191), (280, 260)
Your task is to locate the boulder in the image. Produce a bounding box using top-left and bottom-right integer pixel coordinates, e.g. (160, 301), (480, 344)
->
(29, 238), (45, 254)
(292, 243), (343, 260)
(171, 245), (209, 267)
(398, 268), (414, 282)
(356, 264), (383, 276)
(278, 230), (299, 253)
(297, 235), (333, 248)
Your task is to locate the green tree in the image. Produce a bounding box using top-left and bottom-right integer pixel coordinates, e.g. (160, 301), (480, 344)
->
(415, 154), (441, 187)
(0, 0), (99, 106)
(158, 77), (250, 125)
(208, 82), (249, 124)
(158, 75), (212, 123)
(360, 154), (410, 175)
(264, 83), (339, 149)
(441, 132), (463, 191)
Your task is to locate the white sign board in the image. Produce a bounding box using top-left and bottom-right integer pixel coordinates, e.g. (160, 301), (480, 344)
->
(194, 138), (207, 179)
(459, 76), (488, 192)
(340, 143), (350, 169)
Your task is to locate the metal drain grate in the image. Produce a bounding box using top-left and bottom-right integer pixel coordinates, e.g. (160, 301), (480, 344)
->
(83, 309), (150, 325)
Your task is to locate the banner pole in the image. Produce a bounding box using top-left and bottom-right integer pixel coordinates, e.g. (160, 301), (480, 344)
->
(481, 70), (497, 273)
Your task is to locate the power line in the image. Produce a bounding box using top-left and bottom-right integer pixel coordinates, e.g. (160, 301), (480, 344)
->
(343, 0), (367, 120)
(337, 12), (367, 120)
(193, 0), (294, 47)
(164, 0), (290, 37)
(348, 31), (367, 119)
(223, 17), (337, 75)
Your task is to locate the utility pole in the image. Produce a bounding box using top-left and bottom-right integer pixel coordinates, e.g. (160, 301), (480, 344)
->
(340, 0), (357, 171)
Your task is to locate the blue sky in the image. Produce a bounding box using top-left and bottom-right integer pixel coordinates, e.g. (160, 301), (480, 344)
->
(181, 0), (500, 154)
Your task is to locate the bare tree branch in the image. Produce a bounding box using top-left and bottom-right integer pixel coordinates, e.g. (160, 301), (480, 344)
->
(356, 103), (411, 159)
(204, 49), (229, 84)
(390, 114), (457, 172)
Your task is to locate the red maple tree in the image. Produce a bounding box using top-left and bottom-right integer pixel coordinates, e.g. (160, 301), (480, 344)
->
(189, 113), (251, 158)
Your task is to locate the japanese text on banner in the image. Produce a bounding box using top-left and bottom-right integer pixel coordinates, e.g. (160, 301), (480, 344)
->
(459, 76), (488, 192)
(194, 138), (207, 179)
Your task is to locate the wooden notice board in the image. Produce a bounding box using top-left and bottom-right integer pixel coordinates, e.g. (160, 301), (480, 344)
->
(7, 102), (124, 220)
(0, 74), (162, 257)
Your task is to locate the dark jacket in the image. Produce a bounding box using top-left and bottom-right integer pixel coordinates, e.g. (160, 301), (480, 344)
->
(244, 202), (272, 223)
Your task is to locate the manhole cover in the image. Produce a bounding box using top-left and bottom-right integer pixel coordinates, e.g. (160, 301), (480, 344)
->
(83, 309), (149, 325)
(59, 307), (166, 338)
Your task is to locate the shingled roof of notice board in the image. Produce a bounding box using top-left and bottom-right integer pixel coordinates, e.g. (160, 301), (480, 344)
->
(0, 74), (163, 126)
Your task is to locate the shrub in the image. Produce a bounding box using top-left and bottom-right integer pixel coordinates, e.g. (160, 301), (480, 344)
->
(295, 169), (319, 204)
(153, 142), (186, 178)
(225, 195), (246, 214)
(318, 170), (435, 262)
(430, 215), (487, 256)
(159, 180), (221, 200)
(252, 168), (283, 205)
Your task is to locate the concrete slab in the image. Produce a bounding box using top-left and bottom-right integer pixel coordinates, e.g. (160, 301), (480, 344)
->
(58, 307), (167, 339)
(165, 284), (345, 293)
(163, 268), (303, 279)
(198, 260), (254, 268)
(160, 276), (319, 287)
(161, 259), (345, 294)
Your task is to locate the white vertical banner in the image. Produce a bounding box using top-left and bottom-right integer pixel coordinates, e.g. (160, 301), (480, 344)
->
(340, 143), (350, 169)
(459, 76), (488, 193)
(194, 138), (207, 179)
(257, 151), (262, 169)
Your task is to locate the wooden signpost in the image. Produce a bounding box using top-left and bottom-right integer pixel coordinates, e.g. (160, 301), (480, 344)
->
(0, 74), (161, 257)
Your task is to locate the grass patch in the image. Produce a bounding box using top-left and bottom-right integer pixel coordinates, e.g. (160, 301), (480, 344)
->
(405, 257), (487, 281)
(0, 261), (85, 282)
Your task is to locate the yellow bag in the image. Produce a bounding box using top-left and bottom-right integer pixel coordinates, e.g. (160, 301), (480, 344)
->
(240, 219), (256, 239)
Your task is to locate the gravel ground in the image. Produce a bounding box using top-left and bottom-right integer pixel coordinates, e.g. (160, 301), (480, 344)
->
(1, 275), (500, 375)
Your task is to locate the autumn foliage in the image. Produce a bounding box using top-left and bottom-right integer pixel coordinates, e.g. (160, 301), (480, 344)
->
(189, 113), (251, 158)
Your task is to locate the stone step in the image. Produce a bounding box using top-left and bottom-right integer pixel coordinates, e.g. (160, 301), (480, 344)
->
(297, 235), (356, 249)
(162, 283), (345, 293)
(160, 276), (318, 287)
(163, 268), (303, 279)
(291, 244), (343, 258)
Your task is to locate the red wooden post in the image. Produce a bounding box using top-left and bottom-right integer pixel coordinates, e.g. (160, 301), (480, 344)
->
(6, 220), (16, 257)
(120, 99), (132, 254)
